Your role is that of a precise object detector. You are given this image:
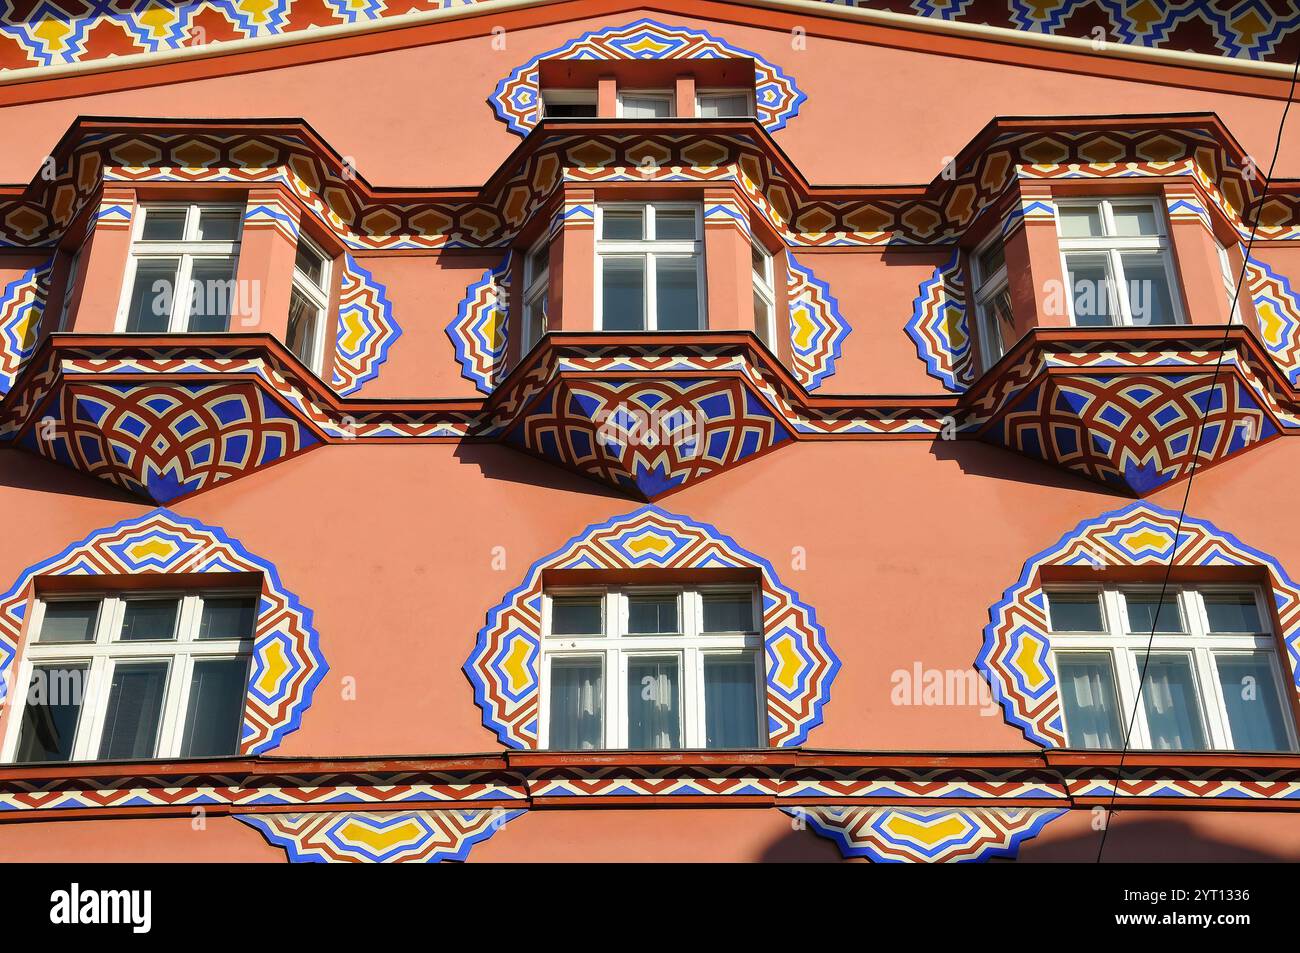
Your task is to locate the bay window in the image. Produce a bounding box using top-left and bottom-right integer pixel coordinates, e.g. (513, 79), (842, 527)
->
(523, 238), (550, 352)
(4, 591), (256, 764)
(595, 203), (704, 331)
(973, 236), (1015, 369)
(751, 240), (776, 348)
(1057, 197), (1182, 327)
(617, 90), (673, 118)
(540, 586), (764, 750)
(120, 203), (242, 333)
(1047, 586), (1296, 752)
(697, 89), (754, 117)
(286, 237), (331, 373)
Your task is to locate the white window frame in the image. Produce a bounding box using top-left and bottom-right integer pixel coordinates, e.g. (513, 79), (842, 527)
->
(695, 88), (755, 118)
(2, 591), (256, 763)
(1046, 584), (1298, 752)
(541, 89), (598, 118)
(55, 245), (83, 332)
(287, 235), (332, 374)
(1056, 196), (1185, 328)
(1216, 240), (1243, 323)
(538, 585), (765, 750)
(972, 233), (1013, 370)
(593, 202), (706, 332)
(116, 202), (243, 333)
(522, 236), (550, 353)
(751, 239), (777, 348)
(616, 89), (675, 119)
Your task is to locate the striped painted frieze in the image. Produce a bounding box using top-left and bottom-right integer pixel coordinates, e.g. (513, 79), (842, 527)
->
(237, 808), (524, 862)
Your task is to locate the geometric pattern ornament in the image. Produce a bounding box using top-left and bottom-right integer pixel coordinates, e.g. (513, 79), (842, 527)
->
(235, 809), (523, 863)
(0, 509), (327, 754)
(446, 252), (511, 395)
(1246, 255), (1300, 386)
(785, 806), (1067, 863)
(978, 500), (1300, 747)
(0, 258), (53, 395)
(464, 505), (839, 749)
(502, 376), (793, 500)
(978, 367), (1280, 497)
(332, 254), (401, 396)
(18, 379), (323, 503)
(786, 254), (850, 391)
(906, 249), (973, 392)
(489, 18), (806, 137)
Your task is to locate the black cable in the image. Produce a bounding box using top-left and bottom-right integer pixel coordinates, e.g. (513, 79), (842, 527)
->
(1094, 54), (1300, 862)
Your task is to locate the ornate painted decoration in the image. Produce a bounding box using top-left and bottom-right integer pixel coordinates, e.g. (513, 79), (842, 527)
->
(503, 377), (793, 500)
(0, 509), (327, 754)
(447, 252), (511, 394)
(18, 379), (323, 503)
(786, 254), (849, 391)
(787, 806), (1067, 863)
(489, 18), (806, 137)
(906, 249), (972, 392)
(1246, 255), (1300, 386)
(237, 808), (523, 862)
(0, 259), (53, 395)
(979, 500), (1300, 747)
(332, 254), (402, 395)
(464, 506), (839, 749)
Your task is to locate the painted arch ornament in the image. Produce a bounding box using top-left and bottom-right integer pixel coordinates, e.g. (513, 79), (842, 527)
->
(786, 806), (1067, 863)
(488, 19), (806, 137)
(0, 509), (327, 754)
(978, 501), (1300, 748)
(464, 506), (839, 749)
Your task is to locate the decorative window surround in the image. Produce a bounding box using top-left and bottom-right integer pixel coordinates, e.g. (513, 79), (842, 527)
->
(0, 509), (327, 755)
(447, 252), (511, 395)
(978, 501), (1300, 749)
(906, 249), (972, 393)
(332, 253), (401, 396)
(464, 506), (839, 750)
(0, 258), (54, 395)
(786, 253), (849, 391)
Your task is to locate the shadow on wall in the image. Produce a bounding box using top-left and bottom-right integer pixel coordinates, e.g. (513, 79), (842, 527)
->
(757, 820), (848, 863)
(1019, 811), (1299, 863)
(453, 440), (635, 500)
(0, 446), (142, 503)
(929, 437), (1120, 498)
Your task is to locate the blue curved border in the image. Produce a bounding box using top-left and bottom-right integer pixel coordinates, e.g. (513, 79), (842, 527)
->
(905, 249), (969, 393)
(235, 809), (525, 863)
(976, 500), (1300, 747)
(787, 253), (850, 392)
(446, 252), (510, 395)
(1246, 254), (1300, 386)
(0, 508), (327, 754)
(334, 253), (402, 396)
(463, 504), (840, 748)
(487, 18), (806, 137)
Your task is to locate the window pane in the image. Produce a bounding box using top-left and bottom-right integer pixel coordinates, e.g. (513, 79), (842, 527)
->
(124, 258), (180, 332)
(601, 257), (646, 330)
(38, 600), (99, 643)
(753, 291), (774, 347)
(141, 208), (186, 241)
(1047, 593), (1105, 632)
(1111, 204), (1160, 236)
(628, 595), (678, 634)
(698, 94), (750, 118)
(704, 655), (760, 748)
(551, 597), (602, 635)
(527, 243), (549, 280)
(1058, 205), (1103, 237)
(1066, 255), (1113, 326)
(621, 95), (670, 118)
(187, 258), (237, 332)
(196, 208), (241, 242)
(977, 241), (1006, 280)
(286, 288), (320, 367)
(1121, 253), (1177, 326)
(199, 596), (258, 640)
(751, 243), (769, 278)
(544, 100), (598, 118)
(655, 208), (696, 240)
(601, 208), (644, 240)
(294, 242), (326, 287)
(627, 657), (680, 749)
(97, 661), (169, 760)
(656, 257), (700, 330)
(14, 664), (87, 763)
(119, 598), (179, 642)
(548, 658), (603, 749)
(981, 288), (1015, 362)
(1216, 654), (1291, 751)
(180, 658), (248, 757)
(1057, 653), (1124, 748)
(1125, 593), (1184, 633)
(1204, 592), (1263, 633)
(1139, 653), (1207, 750)
(702, 593), (754, 633)
(527, 295), (547, 346)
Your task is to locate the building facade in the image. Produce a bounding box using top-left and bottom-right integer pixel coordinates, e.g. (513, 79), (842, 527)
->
(1, 0), (1300, 863)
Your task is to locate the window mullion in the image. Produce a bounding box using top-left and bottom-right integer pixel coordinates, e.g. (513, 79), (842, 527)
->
(173, 255), (195, 332)
(1109, 248), (1132, 326)
(646, 251), (657, 331)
